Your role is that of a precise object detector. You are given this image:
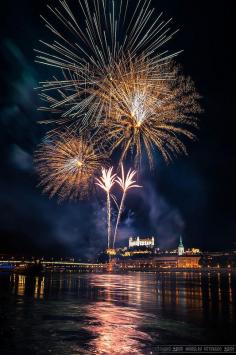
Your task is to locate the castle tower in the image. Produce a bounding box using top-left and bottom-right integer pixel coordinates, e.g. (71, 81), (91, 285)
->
(178, 236), (184, 256)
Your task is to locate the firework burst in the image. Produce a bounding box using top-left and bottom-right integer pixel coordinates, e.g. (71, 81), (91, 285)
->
(35, 130), (104, 201)
(94, 57), (201, 168)
(36, 0), (180, 127)
(96, 167), (116, 248)
(113, 165), (141, 248)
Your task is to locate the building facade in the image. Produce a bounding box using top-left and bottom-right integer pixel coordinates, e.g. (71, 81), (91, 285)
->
(119, 255), (200, 270)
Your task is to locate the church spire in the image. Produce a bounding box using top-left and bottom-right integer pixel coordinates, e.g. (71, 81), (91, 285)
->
(178, 235), (184, 255)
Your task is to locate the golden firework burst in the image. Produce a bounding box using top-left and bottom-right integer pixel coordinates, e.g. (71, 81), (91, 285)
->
(34, 130), (105, 201)
(92, 57), (201, 168)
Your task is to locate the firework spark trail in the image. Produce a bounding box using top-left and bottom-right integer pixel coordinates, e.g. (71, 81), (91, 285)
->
(35, 130), (105, 201)
(94, 57), (201, 168)
(113, 165), (141, 248)
(96, 167), (116, 248)
(36, 0), (180, 126)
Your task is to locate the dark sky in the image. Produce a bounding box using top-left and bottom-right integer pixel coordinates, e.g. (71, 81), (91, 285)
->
(0, 0), (235, 258)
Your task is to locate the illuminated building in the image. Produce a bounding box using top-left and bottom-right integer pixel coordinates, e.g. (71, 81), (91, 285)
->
(119, 255), (201, 270)
(178, 236), (185, 256)
(177, 256), (200, 268)
(106, 249), (117, 256)
(129, 236), (155, 248)
(185, 248), (201, 255)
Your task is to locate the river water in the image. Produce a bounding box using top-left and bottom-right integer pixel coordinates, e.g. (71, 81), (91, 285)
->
(0, 271), (235, 354)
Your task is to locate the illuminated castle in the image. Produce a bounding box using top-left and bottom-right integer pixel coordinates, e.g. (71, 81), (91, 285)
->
(178, 236), (185, 256)
(129, 236), (155, 248)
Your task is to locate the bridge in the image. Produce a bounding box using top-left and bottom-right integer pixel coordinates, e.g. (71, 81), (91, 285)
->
(0, 259), (107, 271)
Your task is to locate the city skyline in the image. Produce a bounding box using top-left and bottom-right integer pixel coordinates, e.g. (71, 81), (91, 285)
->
(1, 233), (235, 261)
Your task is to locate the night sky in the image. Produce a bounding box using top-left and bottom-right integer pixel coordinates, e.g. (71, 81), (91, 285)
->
(0, 0), (235, 258)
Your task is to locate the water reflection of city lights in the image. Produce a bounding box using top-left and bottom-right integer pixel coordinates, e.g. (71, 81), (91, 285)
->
(83, 302), (152, 354)
(34, 277), (45, 299)
(2, 271), (234, 354)
(17, 275), (26, 296)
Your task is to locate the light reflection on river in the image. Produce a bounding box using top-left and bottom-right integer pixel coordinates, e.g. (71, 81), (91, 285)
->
(0, 271), (235, 354)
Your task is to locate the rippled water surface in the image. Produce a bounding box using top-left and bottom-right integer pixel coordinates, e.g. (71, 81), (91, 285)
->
(0, 271), (235, 354)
